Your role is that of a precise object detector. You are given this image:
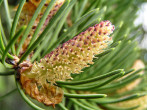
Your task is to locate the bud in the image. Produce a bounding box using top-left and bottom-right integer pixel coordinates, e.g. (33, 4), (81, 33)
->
(17, 0), (65, 53)
(22, 21), (114, 85)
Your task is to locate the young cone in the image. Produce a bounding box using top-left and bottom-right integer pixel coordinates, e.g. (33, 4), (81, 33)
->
(19, 20), (114, 106)
(21, 20), (114, 85)
(16, 0), (65, 54)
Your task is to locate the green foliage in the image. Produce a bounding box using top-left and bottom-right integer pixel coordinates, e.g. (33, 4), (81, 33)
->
(0, 0), (147, 110)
